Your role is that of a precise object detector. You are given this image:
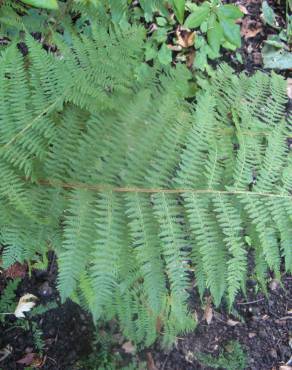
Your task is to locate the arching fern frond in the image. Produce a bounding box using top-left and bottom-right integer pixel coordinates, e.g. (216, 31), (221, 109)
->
(0, 25), (290, 347)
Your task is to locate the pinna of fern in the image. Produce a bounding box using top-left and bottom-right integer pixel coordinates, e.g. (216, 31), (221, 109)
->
(0, 25), (291, 346)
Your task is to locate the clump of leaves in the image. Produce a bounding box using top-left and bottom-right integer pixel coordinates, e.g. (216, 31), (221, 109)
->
(139, 0), (243, 68)
(183, 0), (243, 70)
(196, 341), (247, 370)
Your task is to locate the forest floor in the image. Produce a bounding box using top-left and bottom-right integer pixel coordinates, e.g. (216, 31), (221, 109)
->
(0, 254), (291, 369)
(0, 0), (291, 369)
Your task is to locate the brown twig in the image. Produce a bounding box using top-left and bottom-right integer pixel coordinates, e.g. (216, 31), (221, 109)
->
(237, 298), (265, 305)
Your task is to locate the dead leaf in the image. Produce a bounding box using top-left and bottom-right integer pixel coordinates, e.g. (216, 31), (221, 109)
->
(14, 294), (38, 318)
(122, 341), (135, 354)
(227, 319), (240, 326)
(146, 352), (158, 370)
(17, 353), (45, 368)
(176, 27), (195, 48)
(167, 44), (182, 51)
(17, 353), (37, 365)
(31, 354), (46, 368)
(156, 316), (162, 333)
(248, 332), (256, 338)
(4, 262), (27, 279)
(203, 303), (213, 325)
(279, 366), (292, 370)
(270, 279), (280, 291)
(287, 79), (292, 99)
(238, 4), (248, 14)
(186, 49), (195, 69)
(240, 18), (262, 39)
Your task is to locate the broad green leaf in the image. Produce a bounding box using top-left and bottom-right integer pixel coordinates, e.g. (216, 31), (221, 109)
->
(217, 4), (243, 20)
(207, 20), (223, 54)
(262, 1), (277, 28)
(184, 6), (210, 28)
(262, 44), (292, 69)
(221, 20), (241, 48)
(194, 34), (205, 49)
(158, 44), (172, 65)
(173, 0), (185, 24)
(236, 52), (243, 64)
(156, 17), (167, 26)
(206, 44), (220, 60)
(222, 40), (237, 51)
(200, 21), (208, 33)
(20, 0), (58, 10)
(153, 27), (168, 43)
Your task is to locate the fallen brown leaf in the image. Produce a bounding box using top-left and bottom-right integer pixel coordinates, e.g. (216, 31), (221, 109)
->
(176, 27), (195, 48)
(238, 4), (248, 14)
(227, 319), (240, 326)
(122, 341), (135, 354)
(279, 366), (292, 370)
(270, 279), (280, 291)
(4, 262), (26, 279)
(186, 49), (195, 69)
(146, 352), (158, 370)
(156, 316), (162, 333)
(17, 353), (37, 365)
(240, 18), (262, 39)
(203, 303), (213, 325)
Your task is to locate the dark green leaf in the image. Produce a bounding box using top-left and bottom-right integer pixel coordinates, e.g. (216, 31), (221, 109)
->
(217, 4), (243, 20)
(173, 0), (185, 24)
(207, 21), (223, 53)
(184, 6), (210, 28)
(262, 1), (277, 28)
(156, 17), (167, 27)
(221, 20), (241, 48)
(20, 0), (58, 10)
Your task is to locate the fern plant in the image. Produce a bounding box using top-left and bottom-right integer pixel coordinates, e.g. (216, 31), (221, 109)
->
(0, 23), (291, 346)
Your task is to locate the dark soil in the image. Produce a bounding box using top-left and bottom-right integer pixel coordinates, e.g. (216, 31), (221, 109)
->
(0, 257), (291, 369)
(0, 253), (94, 370)
(151, 275), (292, 370)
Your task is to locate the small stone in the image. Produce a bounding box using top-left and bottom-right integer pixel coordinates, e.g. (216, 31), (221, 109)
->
(269, 349), (278, 359)
(269, 279), (280, 291)
(249, 332), (256, 338)
(38, 281), (53, 297)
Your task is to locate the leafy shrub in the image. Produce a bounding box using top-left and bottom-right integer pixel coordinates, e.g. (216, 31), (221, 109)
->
(0, 19), (291, 347)
(184, 0), (243, 69)
(0, 0), (244, 69)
